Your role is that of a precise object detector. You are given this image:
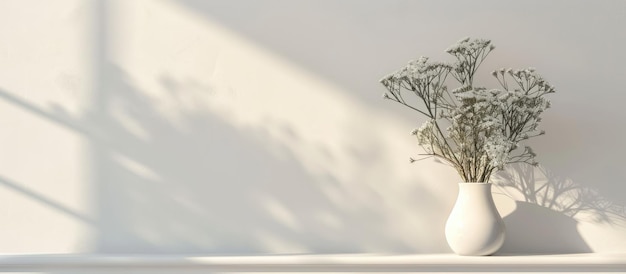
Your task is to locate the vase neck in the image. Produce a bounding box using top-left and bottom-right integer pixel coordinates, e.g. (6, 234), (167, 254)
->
(457, 182), (493, 198)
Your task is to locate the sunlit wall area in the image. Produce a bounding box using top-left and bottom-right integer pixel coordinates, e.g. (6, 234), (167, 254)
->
(0, 0), (625, 254)
(0, 0), (95, 252)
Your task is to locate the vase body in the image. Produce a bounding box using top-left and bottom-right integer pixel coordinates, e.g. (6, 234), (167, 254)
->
(445, 182), (505, 256)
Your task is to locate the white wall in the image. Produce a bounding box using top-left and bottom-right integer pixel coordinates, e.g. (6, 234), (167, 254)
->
(0, 0), (624, 254)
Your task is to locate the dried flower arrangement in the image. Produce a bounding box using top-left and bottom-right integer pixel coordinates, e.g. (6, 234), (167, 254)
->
(380, 38), (555, 182)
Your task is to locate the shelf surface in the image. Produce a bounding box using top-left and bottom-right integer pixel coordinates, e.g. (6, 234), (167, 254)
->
(0, 253), (624, 272)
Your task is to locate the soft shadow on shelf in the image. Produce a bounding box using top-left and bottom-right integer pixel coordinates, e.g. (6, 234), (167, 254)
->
(493, 163), (626, 255)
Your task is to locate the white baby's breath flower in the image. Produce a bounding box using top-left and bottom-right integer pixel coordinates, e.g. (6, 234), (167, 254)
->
(485, 135), (514, 170)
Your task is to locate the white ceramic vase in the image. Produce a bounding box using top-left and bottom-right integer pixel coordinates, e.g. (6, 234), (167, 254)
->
(445, 182), (505, 256)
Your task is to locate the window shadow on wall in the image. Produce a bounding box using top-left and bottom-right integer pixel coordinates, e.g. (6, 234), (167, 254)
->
(0, 0), (442, 254)
(0, 65), (430, 254)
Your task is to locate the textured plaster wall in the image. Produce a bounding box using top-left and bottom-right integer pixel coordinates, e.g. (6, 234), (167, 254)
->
(0, 0), (624, 254)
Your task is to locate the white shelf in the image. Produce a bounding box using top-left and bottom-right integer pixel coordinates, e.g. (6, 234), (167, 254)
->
(0, 253), (624, 272)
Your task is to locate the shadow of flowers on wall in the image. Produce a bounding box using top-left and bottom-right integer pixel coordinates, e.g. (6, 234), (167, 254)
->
(493, 163), (626, 254)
